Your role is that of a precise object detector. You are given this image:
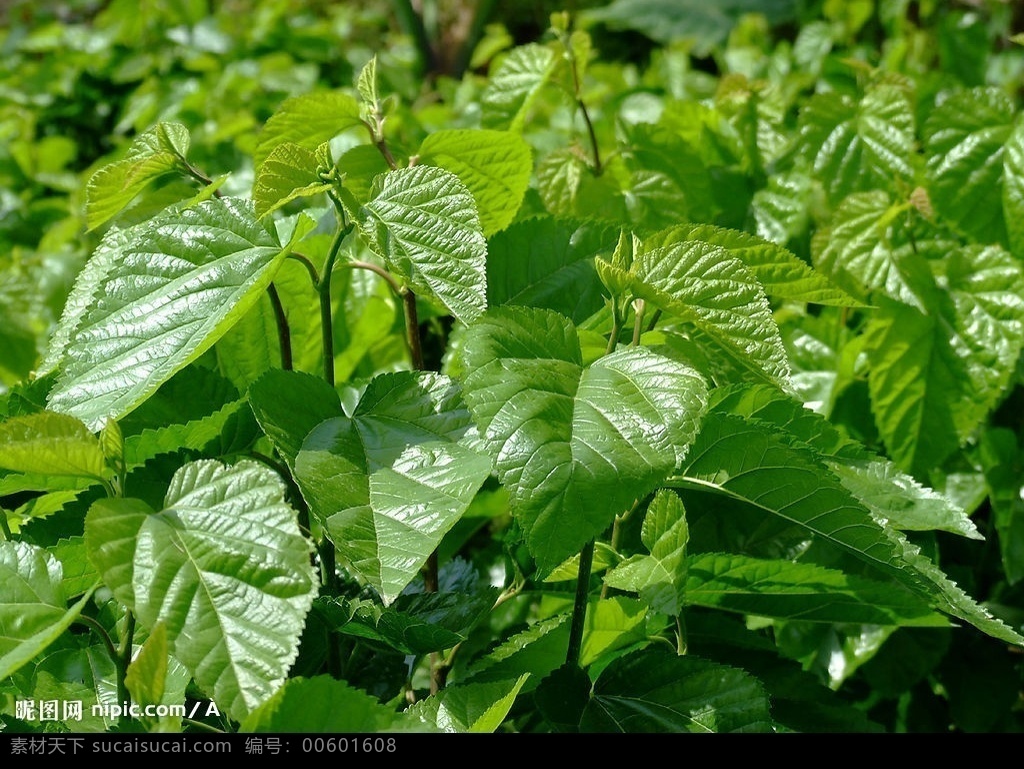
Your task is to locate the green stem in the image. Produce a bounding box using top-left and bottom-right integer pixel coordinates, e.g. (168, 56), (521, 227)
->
(318, 226), (350, 388)
(566, 540), (595, 668)
(183, 162), (223, 198)
(116, 611), (136, 726)
(605, 296), (622, 356)
(182, 718), (224, 734)
(675, 615), (688, 655)
(288, 251), (321, 285)
(562, 32), (602, 176)
(631, 299), (645, 347)
(75, 614), (119, 664)
(0, 508), (12, 540)
(267, 283), (292, 370)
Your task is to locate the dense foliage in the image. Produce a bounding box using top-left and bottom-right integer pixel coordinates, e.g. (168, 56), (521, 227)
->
(3, 0), (1024, 734)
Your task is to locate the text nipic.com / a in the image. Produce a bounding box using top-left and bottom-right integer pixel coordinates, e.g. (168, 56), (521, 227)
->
(14, 699), (221, 723)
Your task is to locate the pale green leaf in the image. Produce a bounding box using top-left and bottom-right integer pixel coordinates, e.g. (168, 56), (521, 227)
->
(794, 85), (915, 202)
(628, 226), (793, 390)
(405, 675), (530, 733)
(293, 371), (491, 605)
(49, 536), (100, 599)
(481, 43), (561, 130)
(84, 459), (318, 722)
(85, 122), (192, 231)
(252, 142), (332, 218)
(254, 90), (363, 169)
(459, 307), (709, 574)
(580, 596), (652, 665)
(0, 411), (108, 480)
(47, 197), (295, 431)
(0, 541), (95, 680)
(580, 648), (773, 732)
(418, 129), (532, 236)
(362, 165), (487, 323)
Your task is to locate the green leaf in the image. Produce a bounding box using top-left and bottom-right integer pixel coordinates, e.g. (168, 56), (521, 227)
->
(404, 674), (530, 732)
(604, 489), (689, 615)
(793, 85), (915, 203)
(247, 369), (344, 469)
(626, 226), (793, 390)
(924, 86), (1015, 246)
(458, 307), (709, 574)
(317, 586), (499, 655)
(812, 190), (936, 309)
(580, 648), (773, 732)
(685, 553), (947, 625)
(486, 217), (615, 324)
(47, 197), (296, 431)
(749, 169), (813, 246)
(463, 614), (570, 690)
(293, 371), (491, 604)
(711, 384), (982, 540)
(252, 142), (333, 218)
(1003, 119), (1024, 257)
(480, 43), (561, 131)
(240, 675), (403, 733)
(85, 122), (191, 231)
(125, 623), (168, 708)
(665, 222), (860, 307)
(361, 165), (488, 323)
(0, 541), (95, 680)
(0, 411), (108, 480)
(254, 90), (363, 170)
(672, 411), (1024, 646)
(865, 245), (1024, 475)
(418, 129), (532, 236)
(50, 536), (100, 599)
(84, 459), (318, 722)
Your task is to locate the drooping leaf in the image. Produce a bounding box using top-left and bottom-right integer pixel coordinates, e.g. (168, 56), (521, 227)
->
(0, 411), (108, 481)
(671, 411), (1024, 647)
(418, 129), (532, 236)
(361, 165), (488, 323)
(580, 648), (774, 732)
(85, 122), (191, 231)
(84, 459), (318, 722)
(684, 553), (947, 626)
(486, 217), (615, 323)
(458, 307), (709, 574)
(404, 674), (530, 732)
(47, 197), (297, 431)
(293, 371), (491, 605)
(0, 541), (95, 680)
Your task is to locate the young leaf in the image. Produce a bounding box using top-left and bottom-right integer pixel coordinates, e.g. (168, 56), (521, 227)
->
(625, 226), (793, 391)
(85, 122), (192, 231)
(417, 128), (532, 236)
(46, 197), (297, 431)
(293, 371), (491, 605)
(458, 307), (709, 575)
(579, 648), (773, 733)
(252, 142), (333, 218)
(0, 541), (96, 680)
(361, 165), (488, 323)
(84, 459), (318, 722)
